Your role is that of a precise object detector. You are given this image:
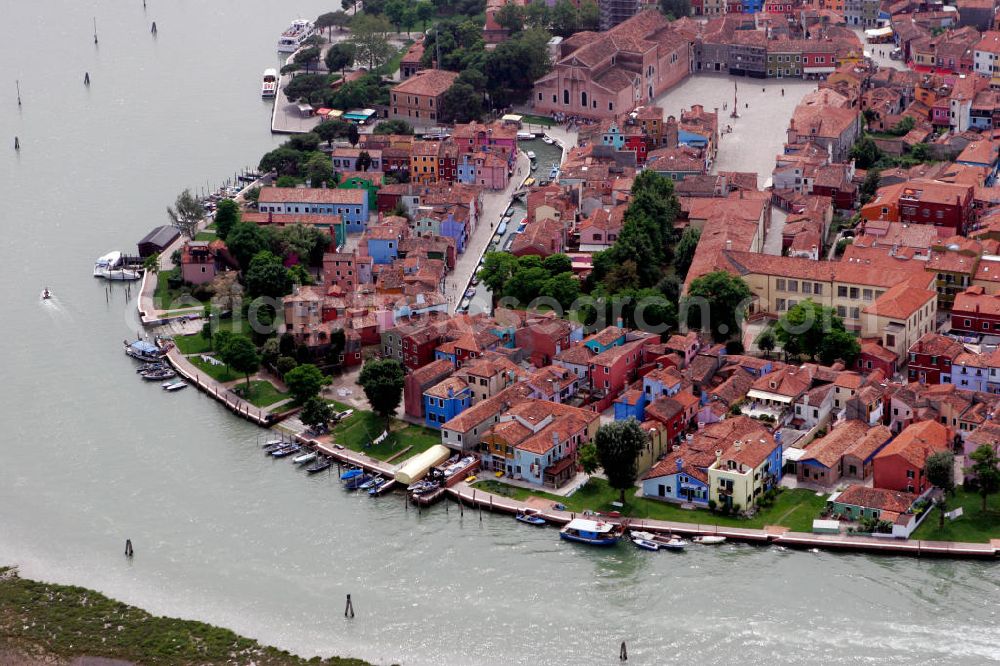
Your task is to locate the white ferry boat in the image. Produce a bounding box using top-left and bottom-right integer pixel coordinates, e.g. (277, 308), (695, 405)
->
(93, 251), (141, 281)
(277, 19), (314, 53)
(261, 68), (278, 97)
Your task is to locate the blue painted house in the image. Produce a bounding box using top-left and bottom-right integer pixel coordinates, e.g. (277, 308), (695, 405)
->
(642, 451), (711, 507)
(601, 123), (626, 150)
(423, 377), (471, 429)
(642, 365), (683, 401)
(257, 186), (370, 233)
(363, 221), (407, 265)
(583, 326), (626, 354)
(440, 213), (469, 254)
(456, 154), (477, 185)
(614, 389), (647, 422)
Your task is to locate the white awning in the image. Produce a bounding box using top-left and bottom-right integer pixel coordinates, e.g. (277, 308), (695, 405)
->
(747, 389), (793, 403)
(865, 27), (892, 38)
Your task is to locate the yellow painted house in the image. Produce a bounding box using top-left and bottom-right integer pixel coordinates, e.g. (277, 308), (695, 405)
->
(707, 433), (783, 511)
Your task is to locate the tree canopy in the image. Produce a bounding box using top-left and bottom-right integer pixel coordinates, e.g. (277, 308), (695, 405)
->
(374, 119), (414, 135)
(439, 82), (484, 123)
(226, 222), (270, 271)
(284, 363), (328, 404)
(325, 41), (356, 75)
(218, 334), (260, 388)
(594, 419), (648, 503)
(213, 198), (240, 241)
(350, 14), (394, 72)
(775, 300), (859, 365)
(682, 271), (751, 343)
(245, 251), (291, 300)
(925, 450), (955, 528)
(300, 395), (334, 430)
(969, 445), (1000, 512)
(166, 189), (204, 239)
(358, 359), (405, 424)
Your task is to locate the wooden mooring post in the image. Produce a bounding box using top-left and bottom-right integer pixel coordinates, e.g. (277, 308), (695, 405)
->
(125, 539), (134, 558)
(344, 594), (354, 618)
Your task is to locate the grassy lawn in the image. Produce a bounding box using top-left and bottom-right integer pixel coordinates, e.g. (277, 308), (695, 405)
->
(911, 489), (1000, 543)
(473, 478), (827, 532)
(153, 269), (208, 312)
(194, 230), (217, 241)
(232, 380), (289, 408)
(172, 319), (242, 355)
(520, 113), (556, 127)
(188, 355), (242, 383)
(331, 411), (441, 461)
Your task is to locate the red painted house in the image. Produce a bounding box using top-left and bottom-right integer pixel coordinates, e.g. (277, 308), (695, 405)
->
(515, 317), (577, 368)
(951, 287), (1000, 334)
(907, 332), (965, 384)
(589, 339), (646, 399)
(403, 358), (454, 418)
(645, 390), (700, 445)
(624, 133), (649, 165)
(857, 341), (899, 377)
(402, 324), (446, 372)
(873, 420), (952, 493)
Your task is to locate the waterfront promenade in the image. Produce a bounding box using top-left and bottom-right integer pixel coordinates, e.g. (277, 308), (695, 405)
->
(449, 482), (1000, 559)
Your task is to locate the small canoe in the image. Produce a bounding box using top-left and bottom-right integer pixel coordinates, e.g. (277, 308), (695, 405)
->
(164, 380), (187, 391)
(306, 458), (332, 474)
(515, 510), (546, 526)
(692, 535), (726, 545)
(658, 537), (687, 551)
(632, 538), (660, 552)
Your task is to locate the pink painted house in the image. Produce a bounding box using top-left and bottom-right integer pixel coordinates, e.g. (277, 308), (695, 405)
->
(179, 239), (234, 285)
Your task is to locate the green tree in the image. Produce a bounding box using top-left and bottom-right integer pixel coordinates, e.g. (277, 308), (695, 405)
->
(578, 0), (599, 29)
(316, 10), (351, 38)
(143, 253), (160, 275)
(682, 271), (752, 343)
(166, 189), (204, 239)
(888, 115), (915, 136)
(347, 124), (360, 147)
(283, 73), (328, 104)
(305, 152), (334, 187)
(385, 0), (410, 32)
(286, 133), (321, 152)
(300, 395), (334, 430)
(674, 227), (700, 280)
(550, 0), (578, 37)
(416, 1), (435, 29)
(245, 251), (291, 299)
(284, 363), (328, 404)
(496, 3), (525, 33)
(926, 450), (955, 528)
(775, 299), (849, 363)
(910, 143), (932, 162)
(756, 328), (776, 358)
(660, 0), (691, 17)
(594, 419), (647, 503)
(350, 14), (394, 71)
(219, 334), (260, 389)
(213, 198), (240, 240)
(969, 445), (1000, 512)
(258, 146), (306, 176)
(374, 119), (414, 135)
(504, 266), (550, 303)
(860, 169), (880, 205)
(316, 118), (349, 147)
(357, 151), (373, 172)
(525, 1), (551, 27)
(483, 28), (551, 108)
(479, 252), (519, 299)
(358, 358), (405, 425)
(818, 328), (861, 366)
(578, 442), (599, 475)
(540, 272), (580, 310)
(293, 46), (322, 72)
(225, 222), (269, 270)
(324, 42), (356, 77)
(850, 136), (882, 170)
(439, 82), (484, 123)
(542, 254), (573, 276)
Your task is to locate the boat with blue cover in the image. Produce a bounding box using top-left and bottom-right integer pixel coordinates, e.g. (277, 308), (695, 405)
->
(341, 468), (363, 480)
(345, 474), (372, 490)
(515, 508), (546, 526)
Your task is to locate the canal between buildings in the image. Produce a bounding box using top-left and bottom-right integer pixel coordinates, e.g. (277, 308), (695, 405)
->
(1, 3), (999, 664)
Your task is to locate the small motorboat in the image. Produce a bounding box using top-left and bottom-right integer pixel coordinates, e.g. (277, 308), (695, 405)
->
(141, 368), (176, 381)
(345, 473), (372, 490)
(632, 538), (660, 552)
(359, 475), (382, 490)
(630, 530), (656, 541)
(341, 468), (363, 480)
(162, 380), (187, 391)
(267, 442), (295, 455)
(262, 442), (286, 453)
(261, 438), (284, 448)
(515, 509), (546, 526)
(516, 131), (534, 140)
(526, 150), (536, 160)
(40, 288), (51, 300)
(368, 477), (390, 495)
(541, 135), (555, 144)
(292, 451), (317, 465)
(271, 444), (302, 458)
(306, 458), (332, 474)
(657, 536), (687, 551)
(692, 535), (726, 545)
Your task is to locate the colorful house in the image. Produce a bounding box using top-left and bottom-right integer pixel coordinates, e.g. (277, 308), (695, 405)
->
(642, 449), (714, 507)
(338, 172), (381, 210)
(582, 326), (626, 354)
(424, 376), (472, 429)
(257, 187), (369, 233)
(707, 430), (783, 511)
(872, 420), (952, 493)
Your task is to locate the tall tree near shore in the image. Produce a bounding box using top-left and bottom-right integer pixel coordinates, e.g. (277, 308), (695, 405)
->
(166, 189), (204, 239)
(284, 363), (328, 405)
(578, 442), (600, 475)
(682, 271), (752, 343)
(300, 395), (334, 430)
(594, 420), (647, 504)
(969, 445), (1000, 512)
(316, 10), (351, 38)
(925, 451), (955, 528)
(220, 334), (261, 389)
(359, 358), (405, 426)
(325, 42), (356, 78)
(213, 198), (240, 241)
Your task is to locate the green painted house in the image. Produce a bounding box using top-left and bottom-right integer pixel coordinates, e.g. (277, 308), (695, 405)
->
(338, 173), (381, 210)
